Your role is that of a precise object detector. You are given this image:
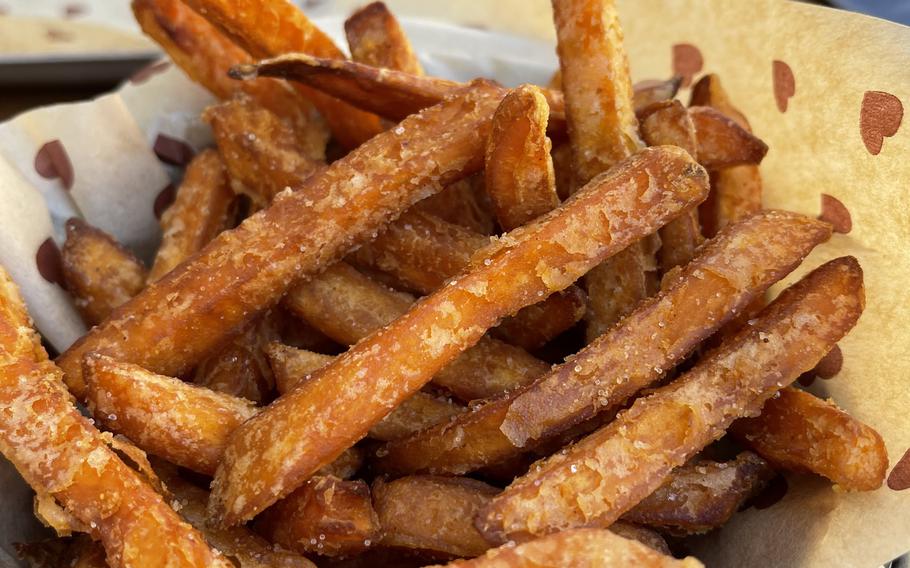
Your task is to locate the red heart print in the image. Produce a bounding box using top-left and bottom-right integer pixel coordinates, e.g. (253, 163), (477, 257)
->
(860, 91), (903, 155)
(672, 44), (703, 88)
(34, 140), (74, 190)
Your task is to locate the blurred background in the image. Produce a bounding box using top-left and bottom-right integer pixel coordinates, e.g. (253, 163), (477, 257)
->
(0, 0), (907, 121)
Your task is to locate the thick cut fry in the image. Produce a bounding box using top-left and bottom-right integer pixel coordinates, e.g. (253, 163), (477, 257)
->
(623, 452), (775, 535)
(0, 269), (229, 568)
(205, 98), (325, 207)
(267, 343), (465, 441)
(730, 387), (888, 491)
(484, 84), (559, 231)
(552, 0), (657, 342)
(425, 528), (702, 568)
(414, 176), (497, 235)
(182, 0), (382, 148)
(478, 257), (865, 542)
(84, 354), (256, 476)
(374, 211), (831, 476)
(159, 471), (317, 568)
(638, 100), (704, 272)
(193, 312), (279, 403)
(553, 0), (642, 184)
(372, 475), (498, 558)
(254, 476), (380, 558)
(59, 84), (503, 399)
(149, 149), (236, 281)
(690, 74), (762, 237)
(350, 210), (586, 350)
(61, 219), (147, 327)
(633, 77), (683, 113)
(689, 106), (768, 170)
(210, 146), (709, 525)
(345, 1), (423, 75)
(284, 262), (551, 401)
(132, 0), (328, 161)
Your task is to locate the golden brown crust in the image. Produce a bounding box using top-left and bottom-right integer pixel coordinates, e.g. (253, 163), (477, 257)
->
(623, 452), (775, 535)
(83, 354), (256, 476)
(0, 269), (230, 568)
(149, 149), (236, 282)
(478, 256), (864, 542)
(372, 475), (498, 558)
(423, 528), (702, 567)
(583, 242), (659, 341)
(209, 146), (708, 526)
(374, 211), (831, 476)
(61, 219), (147, 327)
(730, 387), (888, 491)
(131, 0), (328, 160)
(254, 475), (381, 558)
(181, 0), (382, 148)
(484, 84), (559, 231)
(413, 176), (498, 235)
(345, 1), (423, 75)
(689, 106), (769, 170)
(58, 83), (503, 399)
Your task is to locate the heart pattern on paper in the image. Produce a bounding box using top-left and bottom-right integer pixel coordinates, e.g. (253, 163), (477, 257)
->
(860, 91), (903, 155)
(34, 140), (74, 190)
(672, 43), (703, 88)
(772, 60), (795, 113)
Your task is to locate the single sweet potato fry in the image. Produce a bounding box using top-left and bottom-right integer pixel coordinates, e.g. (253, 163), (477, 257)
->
(373, 211), (831, 476)
(424, 528), (702, 568)
(623, 452), (775, 535)
(83, 354), (257, 476)
(158, 470), (317, 568)
(209, 146), (708, 525)
(690, 74), (762, 237)
(284, 262), (550, 401)
(58, 83), (503, 399)
(345, 1), (423, 75)
(61, 219), (147, 327)
(204, 98), (325, 208)
(149, 149), (236, 281)
(372, 475), (498, 558)
(730, 387), (888, 491)
(350, 210), (585, 351)
(182, 0), (382, 148)
(478, 256), (865, 542)
(689, 106), (769, 170)
(267, 342), (465, 442)
(484, 84), (559, 231)
(0, 269), (230, 568)
(254, 475), (381, 558)
(132, 0), (328, 160)
(193, 312), (280, 403)
(638, 100), (704, 271)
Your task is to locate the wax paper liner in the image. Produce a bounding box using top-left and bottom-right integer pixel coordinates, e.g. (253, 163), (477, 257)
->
(0, 1), (907, 566)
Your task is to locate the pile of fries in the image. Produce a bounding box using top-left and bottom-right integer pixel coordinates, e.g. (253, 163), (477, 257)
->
(1, 0), (889, 566)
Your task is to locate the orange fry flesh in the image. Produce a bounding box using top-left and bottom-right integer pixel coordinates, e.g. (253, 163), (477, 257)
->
(284, 262), (550, 401)
(730, 387), (888, 491)
(374, 211), (832, 476)
(689, 106), (769, 169)
(149, 149), (236, 282)
(345, 1), (424, 75)
(131, 0), (328, 160)
(182, 0), (382, 148)
(61, 219), (147, 327)
(638, 100), (704, 272)
(372, 475), (498, 558)
(478, 256), (865, 542)
(58, 83), (503, 399)
(209, 146), (709, 526)
(0, 269), (230, 568)
(623, 452), (775, 535)
(414, 176), (498, 235)
(254, 475), (381, 558)
(484, 84), (559, 231)
(425, 528), (703, 568)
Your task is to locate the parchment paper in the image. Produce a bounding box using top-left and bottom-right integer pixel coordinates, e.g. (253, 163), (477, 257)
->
(0, 1), (907, 566)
